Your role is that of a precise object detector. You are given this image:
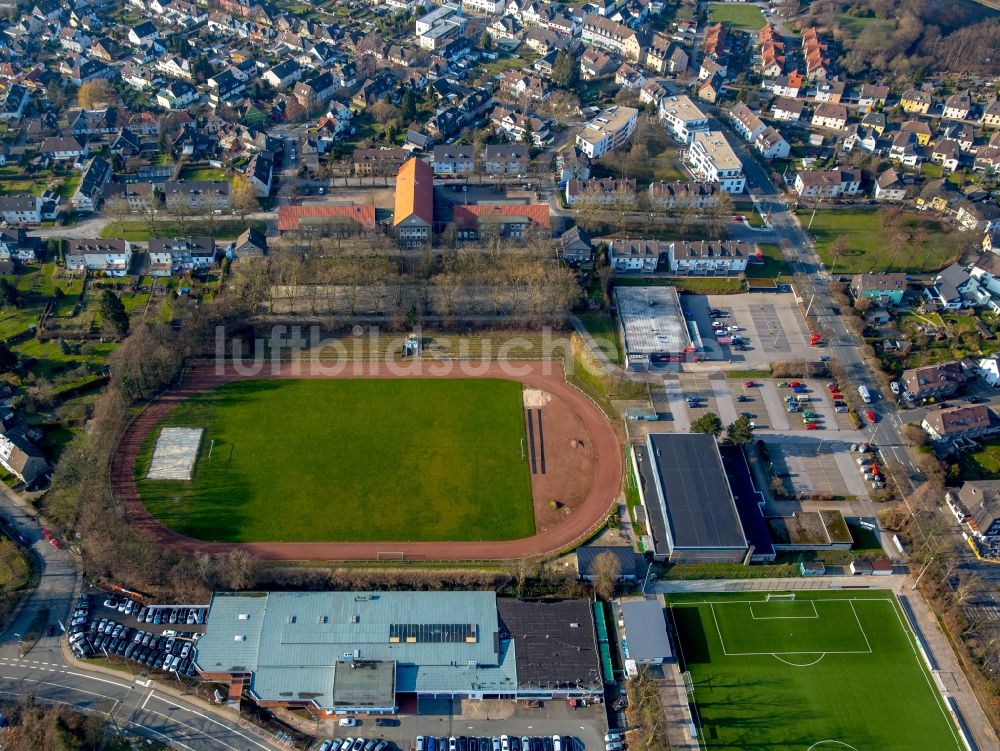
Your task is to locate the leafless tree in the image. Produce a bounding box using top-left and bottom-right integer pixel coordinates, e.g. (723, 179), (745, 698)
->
(591, 551), (621, 599)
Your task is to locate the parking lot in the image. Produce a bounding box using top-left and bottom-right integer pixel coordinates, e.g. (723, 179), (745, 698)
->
(656, 375), (855, 433)
(681, 293), (816, 369)
(67, 591), (208, 677)
(309, 702), (606, 751)
(764, 439), (874, 499)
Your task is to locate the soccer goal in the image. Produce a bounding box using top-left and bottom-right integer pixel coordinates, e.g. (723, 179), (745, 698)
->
(765, 593), (796, 601)
(681, 671), (694, 696)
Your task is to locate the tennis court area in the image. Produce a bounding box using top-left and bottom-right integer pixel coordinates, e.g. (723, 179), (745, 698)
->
(666, 591), (962, 751)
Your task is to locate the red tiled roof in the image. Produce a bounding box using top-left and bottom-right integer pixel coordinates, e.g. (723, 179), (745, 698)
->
(453, 203), (550, 229)
(394, 157), (434, 227)
(277, 204), (376, 232)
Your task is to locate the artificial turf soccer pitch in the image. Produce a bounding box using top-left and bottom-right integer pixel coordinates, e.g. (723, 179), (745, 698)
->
(135, 379), (535, 543)
(666, 591), (962, 751)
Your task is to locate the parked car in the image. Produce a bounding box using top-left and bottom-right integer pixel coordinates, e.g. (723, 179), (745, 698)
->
(804, 422), (818, 430)
(340, 719), (359, 728)
(866, 410), (877, 424)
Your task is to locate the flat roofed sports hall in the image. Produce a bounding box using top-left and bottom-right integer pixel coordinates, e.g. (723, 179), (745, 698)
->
(635, 433), (747, 562)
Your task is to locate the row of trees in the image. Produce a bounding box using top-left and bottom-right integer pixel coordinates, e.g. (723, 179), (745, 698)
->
(101, 173), (260, 238)
(263, 240), (580, 325)
(807, 0), (1000, 80)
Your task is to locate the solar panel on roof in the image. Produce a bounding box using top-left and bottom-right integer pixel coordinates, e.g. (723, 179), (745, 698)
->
(388, 624), (477, 643)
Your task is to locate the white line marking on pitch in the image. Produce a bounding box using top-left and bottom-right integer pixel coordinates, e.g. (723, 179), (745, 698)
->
(773, 653), (826, 667)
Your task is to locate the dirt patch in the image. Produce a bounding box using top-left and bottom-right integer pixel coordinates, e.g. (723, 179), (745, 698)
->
(529, 392), (597, 533)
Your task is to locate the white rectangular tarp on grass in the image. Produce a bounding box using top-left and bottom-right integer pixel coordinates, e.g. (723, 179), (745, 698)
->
(147, 427), (204, 480)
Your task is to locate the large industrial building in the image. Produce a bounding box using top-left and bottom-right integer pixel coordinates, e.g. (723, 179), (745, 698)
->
(632, 433), (749, 562)
(194, 591), (603, 716)
(613, 286), (701, 370)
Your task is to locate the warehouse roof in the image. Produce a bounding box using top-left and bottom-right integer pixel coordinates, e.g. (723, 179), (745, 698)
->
(614, 286), (692, 356)
(645, 433), (747, 551)
(496, 599), (602, 691)
(195, 591), (517, 708)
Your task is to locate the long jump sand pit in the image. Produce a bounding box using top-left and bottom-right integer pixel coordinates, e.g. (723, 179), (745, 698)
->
(146, 428), (203, 480)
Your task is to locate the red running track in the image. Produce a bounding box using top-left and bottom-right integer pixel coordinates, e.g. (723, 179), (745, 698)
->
(110, 360), (623, 561)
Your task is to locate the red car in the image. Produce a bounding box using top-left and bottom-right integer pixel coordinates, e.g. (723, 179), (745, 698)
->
(866, 410), (877, 424)
(804, 422), (818, 430)
(743, 380), (756, 388)
(41, 529), (62, 549)
(828, 384), (839, 391)
(831, 392), (843, 401)
(789, 381), (800, 388)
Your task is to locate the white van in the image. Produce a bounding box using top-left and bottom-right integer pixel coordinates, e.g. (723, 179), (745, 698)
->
(795, 394), (810, 403)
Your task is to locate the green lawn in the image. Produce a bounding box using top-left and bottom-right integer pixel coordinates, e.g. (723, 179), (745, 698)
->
(178, 167), (230, 182)
(578, 312), (623, 366)
(0, 539), (30, 590)
(101, 220), (266, 242)
(135, 379), (535, 543)
(707, 2), (765, 30)
(667, 591), (962, 751)
(745, 243), (790, 279)
(614, 277), (746, 295)
(799, 209), (964, 274)
(961, 437), (1000, 480)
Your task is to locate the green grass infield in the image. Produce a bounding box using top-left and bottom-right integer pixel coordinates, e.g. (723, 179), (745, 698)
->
(135, 378), (535, 543)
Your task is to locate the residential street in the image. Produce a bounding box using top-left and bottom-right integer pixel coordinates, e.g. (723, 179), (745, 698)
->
(0, 487), (285, 751)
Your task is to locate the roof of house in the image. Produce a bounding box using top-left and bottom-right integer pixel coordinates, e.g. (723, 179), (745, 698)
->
(0, 430), (46, 477)
(876, 168), (902, 189)
(922, 404), (994, 436)
(852, 272), (907, 293)
(148, 237), (215, 255)
(66, 239), (129, 254)
(277, 204), (376, 232)
(394, 157), (434, 227)
(903, 361), (969, 393)
(574, 545), (637, 579)
(236, 226), (267, 250)
(452, 203), (550, 230)
(813, 102), (847, 120)
(484, 143), (529, 160)
(956, 480), (1000, 529)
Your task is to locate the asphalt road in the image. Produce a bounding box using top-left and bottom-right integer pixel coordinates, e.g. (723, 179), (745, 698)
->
(0, 487), (284, 751)
(713, 116), (919, 495)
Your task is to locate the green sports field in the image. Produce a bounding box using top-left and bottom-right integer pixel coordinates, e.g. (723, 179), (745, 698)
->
(135, 379), (535, 543)
(666, 591), (961, 751)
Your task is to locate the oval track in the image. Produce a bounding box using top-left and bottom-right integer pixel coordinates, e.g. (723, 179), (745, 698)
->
(110, 360), (623, 561)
